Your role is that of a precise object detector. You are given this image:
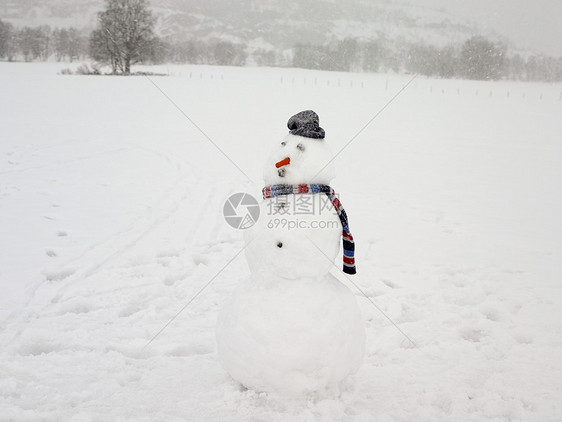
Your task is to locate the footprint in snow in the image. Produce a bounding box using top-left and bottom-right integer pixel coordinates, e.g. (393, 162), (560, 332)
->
(44, 268), (75, 282)
(480, 305), (502, 322)
(118, 304), (142, 318)
(156, 249), (182, 258)
(381, 279), (399, 289)
(460, 327), (487, 343)
(56, 298), (95, 315)
(512, 329), (534, 345)
(163, 272), (188, 286)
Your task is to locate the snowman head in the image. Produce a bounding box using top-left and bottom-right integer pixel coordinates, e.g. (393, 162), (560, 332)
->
(263, 110), (336, 186)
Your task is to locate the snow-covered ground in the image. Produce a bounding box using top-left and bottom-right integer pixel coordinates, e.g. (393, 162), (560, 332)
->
(1, 62), (561, 421)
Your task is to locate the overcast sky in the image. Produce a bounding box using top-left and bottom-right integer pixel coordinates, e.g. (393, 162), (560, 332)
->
(412, 0), (562, 56)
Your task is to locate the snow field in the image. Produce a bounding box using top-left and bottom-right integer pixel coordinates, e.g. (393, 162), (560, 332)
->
(1, 62), (561, 420)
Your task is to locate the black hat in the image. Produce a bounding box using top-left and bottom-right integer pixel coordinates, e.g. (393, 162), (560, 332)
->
(287, 110), (325, 139)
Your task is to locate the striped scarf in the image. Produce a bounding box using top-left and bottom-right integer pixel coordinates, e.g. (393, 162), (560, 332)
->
(262, 184), (356, 275)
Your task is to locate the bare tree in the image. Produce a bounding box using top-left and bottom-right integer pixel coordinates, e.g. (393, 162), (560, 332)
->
(53, 27), (87, 62)
(89, 0), (156, 74)
(213, 41), (247, 66)
(17, 27), (50, 62)
(460, 36), (506, 80)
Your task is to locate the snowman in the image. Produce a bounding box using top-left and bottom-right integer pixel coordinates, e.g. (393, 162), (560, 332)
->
(217, 110), (365, 397)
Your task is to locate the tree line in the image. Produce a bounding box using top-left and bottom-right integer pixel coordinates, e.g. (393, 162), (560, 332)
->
(292, 37), (562, 82)
(0, 20), (89, 62)
(1, 0), (560, 82)
(0, 17), (247, 69)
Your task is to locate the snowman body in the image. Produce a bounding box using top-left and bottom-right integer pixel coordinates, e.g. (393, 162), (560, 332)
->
(216, 116), (365, 396)
(246, 134), (342, 281)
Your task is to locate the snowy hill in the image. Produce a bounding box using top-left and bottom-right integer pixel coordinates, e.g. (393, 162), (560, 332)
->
(152, 0), (484, 48)
(0, 0), (102, 29)
(0, 0), (513, 51)
(0, 62), (561, 420)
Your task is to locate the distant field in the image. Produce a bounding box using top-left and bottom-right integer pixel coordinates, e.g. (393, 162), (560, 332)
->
(0, 62), (561, 421)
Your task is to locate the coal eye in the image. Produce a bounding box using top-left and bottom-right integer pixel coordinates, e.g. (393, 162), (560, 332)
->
(277, 242), (283, 248)
(281, 141), (286, 146)
(297, 143), (305, 151)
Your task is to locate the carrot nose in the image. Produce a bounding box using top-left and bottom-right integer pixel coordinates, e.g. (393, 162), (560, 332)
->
(275, 157), (291, 168)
